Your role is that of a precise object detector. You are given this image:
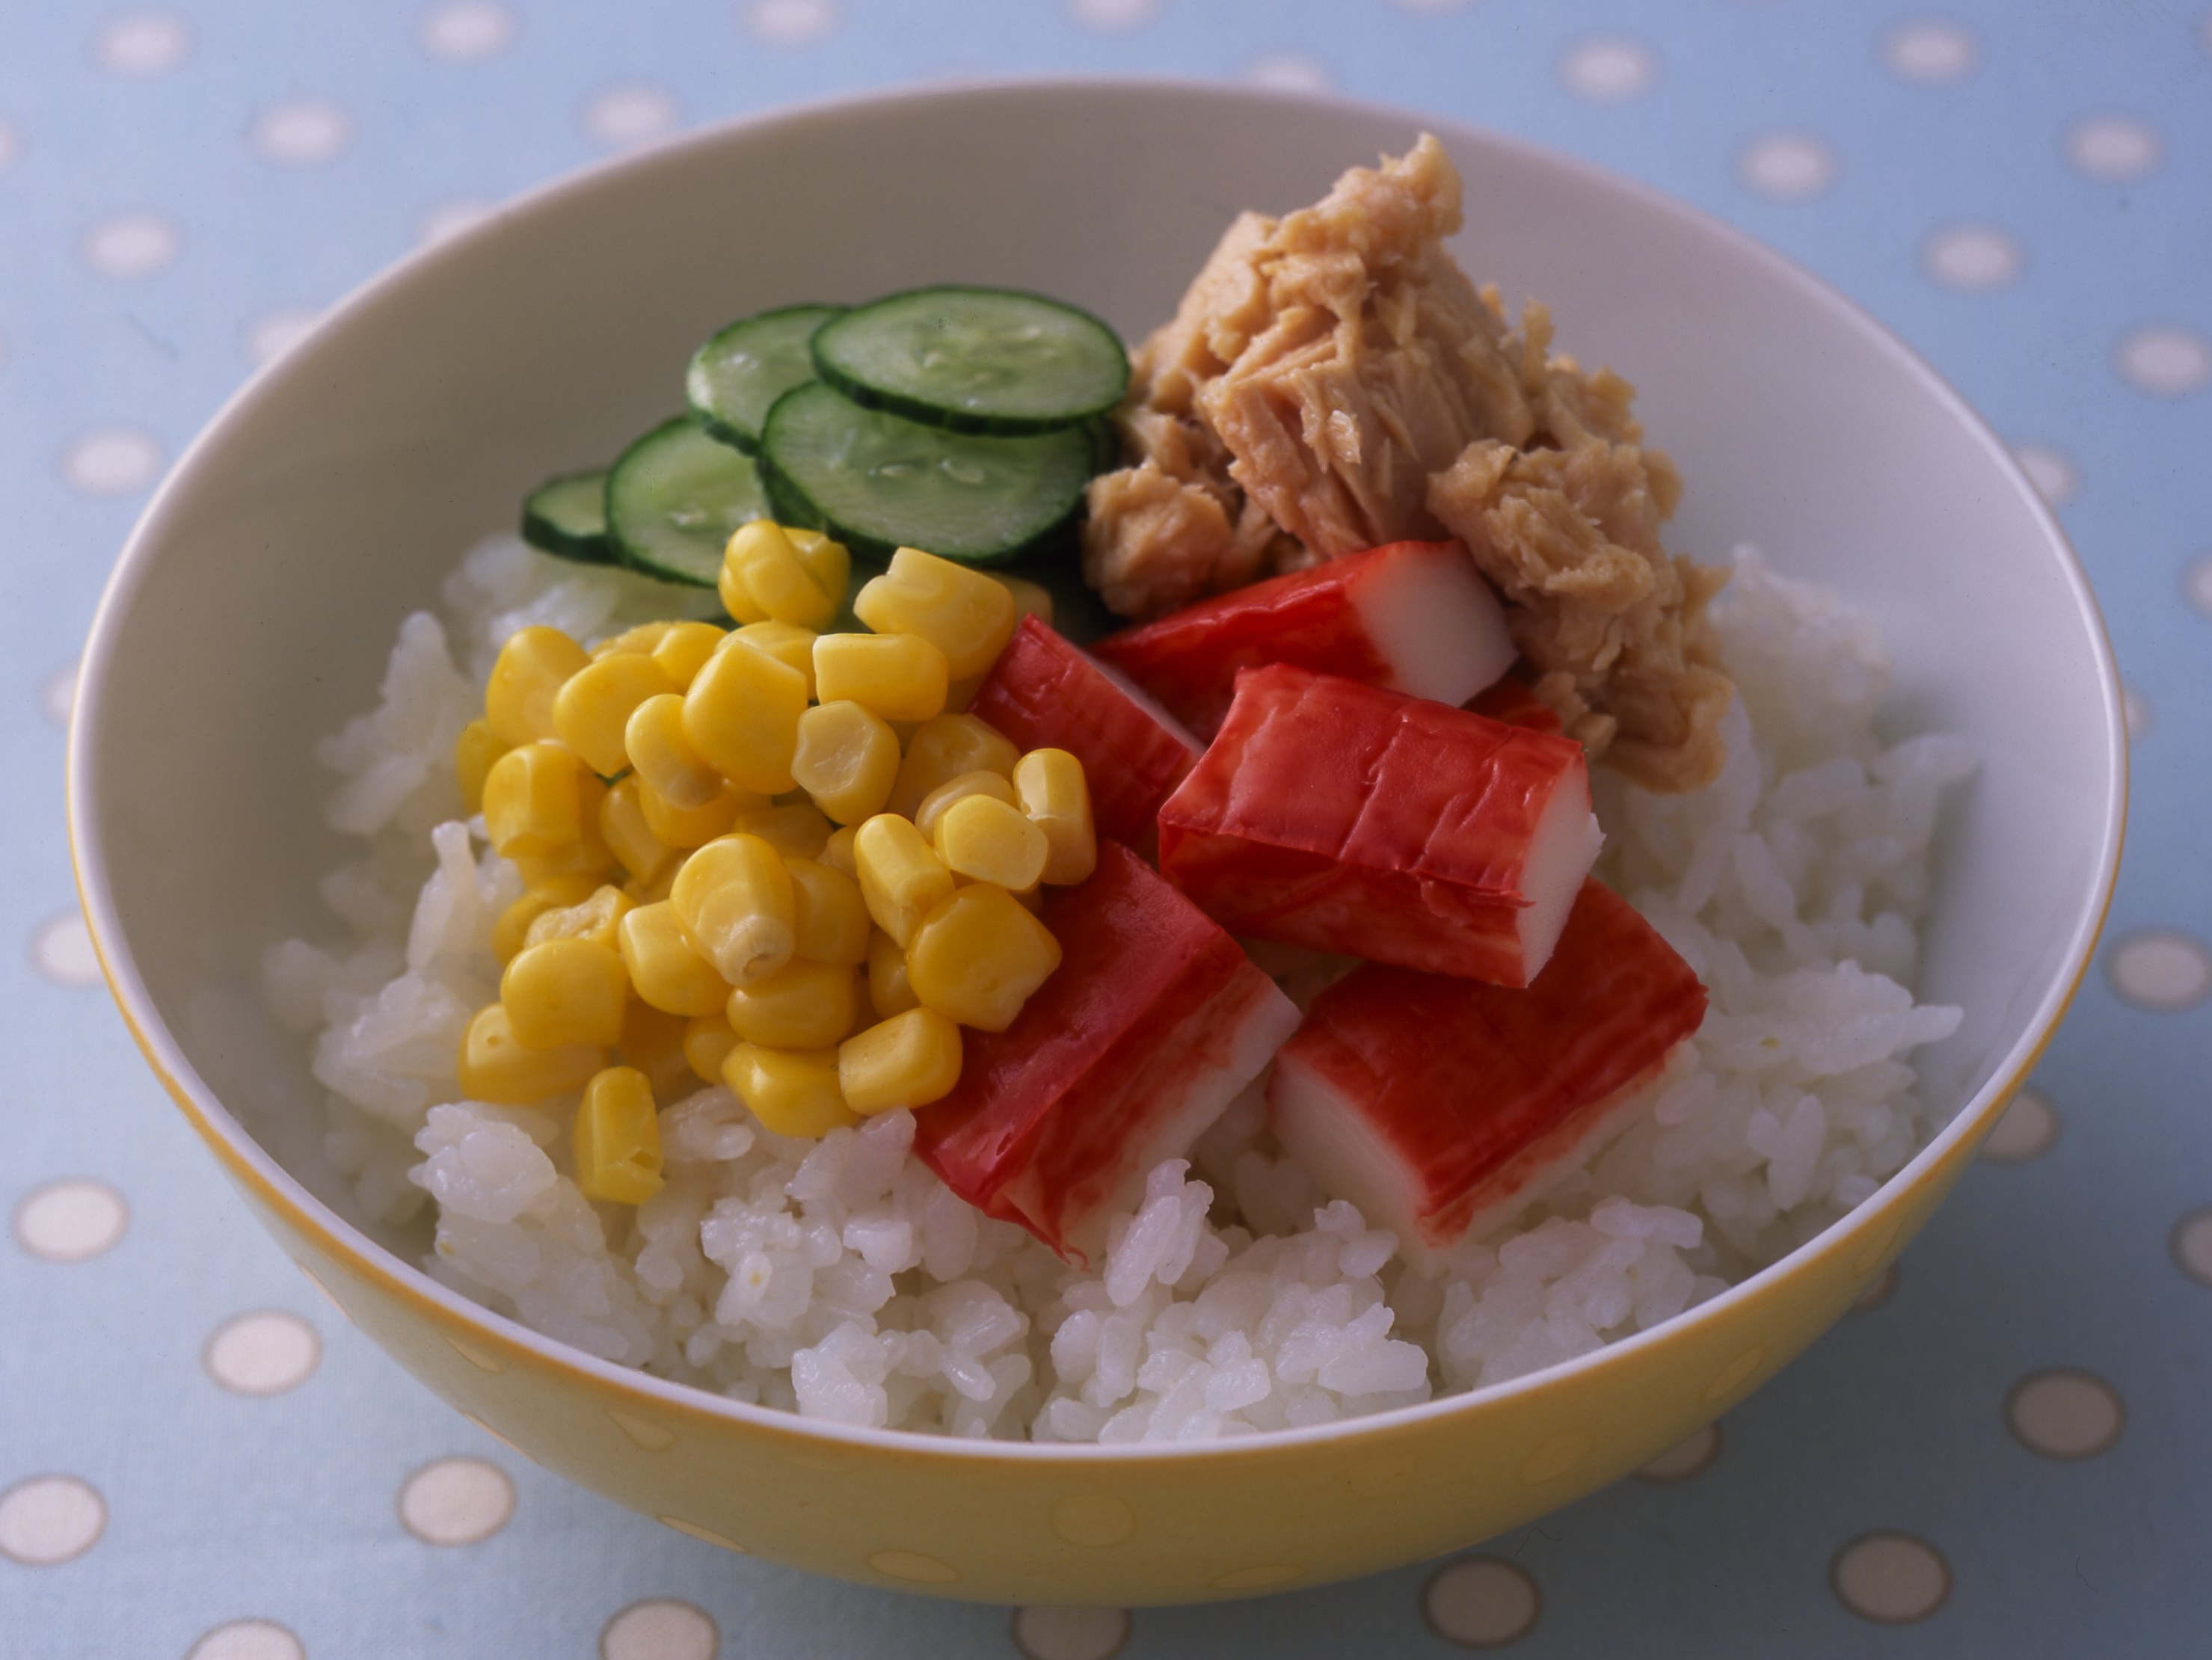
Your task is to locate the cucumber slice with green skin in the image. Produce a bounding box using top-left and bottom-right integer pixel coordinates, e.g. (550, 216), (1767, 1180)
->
(520, 469), (616, 564)
(605, 415), (772, 587)
(810, 287), (1130, 435)
(685, 303), (847, 454)
(758, 382), (1093, 566)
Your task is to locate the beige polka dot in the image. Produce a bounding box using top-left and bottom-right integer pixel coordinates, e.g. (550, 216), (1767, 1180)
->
(1831, 1531), (1950, 1623)
(242, 307), (319, 366)
(2186, 553), (2212, 619)
(1853, 1264), (1899, 1312)
(2115, 325), (2212, 398)
(205, 1310), (320, 1396)
(2123, 683), (2150, 740)
(1517, 1430), (1591, 1483)
(415, 197), (494, 248)
(1982, 1086), (2059, 1163)
(95, 10), (193, 76)
(867, 1548), (959, 1584)
(2006, 1369), (2124, 1460)
(606, 1407), (676, 1451)
(40, 662), (77, 727)
(600, 1599), (717, 1660)
(2011, 443), (2079, 508)
(1922, 223), (2023, 292)
(443, 1332), (504, 1371)
(1422, 1556), (1540, 1648)
(2107, 929), (2211, 1010)
(2063, 114), (2162, 183)
(1703, 1347), (1766, 1403)
(31, 912), (101, 987)
(1243, 54), (1333, 93)
(397, 1456), (514, 1545)
(1050, 1492), (1134, 1547)
(185, 1619), (304, 1660)
(79, 209), (182, 279)
(1065, 0), (1156, 30)
(0, 1475), (105, 1565)
(660, 1515), (749, 1552)
(1210, 1563), (1304, 1590)
(2171, 1208), (2212, 1288)
(1011, 1606), (1130, 1660)
(1557, 36), (1656, 102)
(1735, 131), (1834, 202)
(62, 425), (164, 496)
(251, 99), (352, 166)
(1881, 19), (1979, 84)
(583, 84), (680, 149)
(14, 1178), (128, 1262)
(1635, 1422), (1721, 1483)
(0, 117), (16, 172)
(419, 1), (517, 62)
(743, 0), (838, 46)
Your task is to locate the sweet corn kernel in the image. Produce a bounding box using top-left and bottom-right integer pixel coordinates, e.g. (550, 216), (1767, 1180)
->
(501, 937), (630, 1048)
(935, 794), (1049, 891)
(1013, 747), (1097, 886)
(914, 769), (1019, 842)
(852, 547), (1020, 680)
(523, 882), (633, 953)
(683, 1014), (740, 1085)
(787, 858), (870, 966)
(721, 520), (839, 629)
(623, 864), (678, 906)
(618, 1000), (695, 1101)
(838, 1008), (963, 1116)
(482, 742), (589, 859)
(553, 651), (676, 776)
(485, 626), (589, 748)
(905, 884), (1062, 1032)
(725, 959), (859, 1049)
(494, 874), (603, 962)
(867, 929), (920, 1018)
(886, 713), (1020, 819)
(511, 834), (619, 889)
(592, 621), (677, 660)
(454, 719), (506, 816)
(812, 633), (949, 725)
(683, 637), (807, 795)
(618, 900), (731, 1016)
(671, 833), (795, 986)
(722, 1043), (858, 1139)
(636, 774), (740, 849)
(853, 814), (955, 947)
(721, 621), (820, 698)
(651, 620), (725, 689)
(624, 693), (728, 810)
(573, 1066), (664, 1205)
(989, 572), (1054, 627)
(820, 825), (858, 877)
(790, 700), (900, 825)
(730, 800), (835, 861)
(785, 527), (851, 605)
(599, 776), (676, 887)
(458, 1003), (604, 1104)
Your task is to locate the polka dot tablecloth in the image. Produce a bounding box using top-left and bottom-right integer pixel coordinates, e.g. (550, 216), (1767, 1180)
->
(4, 2), (2207, 1654)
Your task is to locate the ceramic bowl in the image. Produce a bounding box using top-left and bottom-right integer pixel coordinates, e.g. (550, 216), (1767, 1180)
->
(67, 79), (2125, 1606)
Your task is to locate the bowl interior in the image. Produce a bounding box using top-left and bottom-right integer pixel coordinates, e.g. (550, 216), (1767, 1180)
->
(76, 81), (2119, 1380)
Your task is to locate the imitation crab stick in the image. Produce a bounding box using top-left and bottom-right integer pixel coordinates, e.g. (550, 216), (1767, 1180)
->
(965, 615), (1200, 852)
(1268, 879), (1708, 1263)
(1466, 676), (1564, 735)
(1093, 540), (1516, 739)
(1157, 664), (1603, 986)
(912, 842), (1300, 1266)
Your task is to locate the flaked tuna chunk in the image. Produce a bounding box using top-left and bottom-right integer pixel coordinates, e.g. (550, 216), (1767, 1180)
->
(965, 615), (1200, 852)
(1157, 664), (1601, 986)
(1268, 879), (1708, 1264)
(913, 842), (1300, 1265)
(1093, 540), (1514, 739)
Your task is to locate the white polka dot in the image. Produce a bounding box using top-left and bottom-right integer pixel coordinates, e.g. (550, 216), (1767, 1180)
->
(186, 1619), (305, 1660)
(2107, 929), (2211, 1011)
(242, 307), (319, 366)
(1831, 1532), (1949, 1623)
(1735, 130), (1834, 201)
(13, 1178), (128, 1263)
(1635, 1423), (1720, 1483)
(2123, 682), (2150, 739)
(2011, 443), (2079, 508)
(2172, 1208), (2212, 1288)
(205, 1310), (322, 1396)
(2115, 325), (2212, 397)
(79, 210), (181, 279)
(1242, 54), (1333, 93)
(398, 1457), (514, 1545)
(40, 661), (77, 727)
(0, 116), (19, 170)
(1558, 36), (1656, 102)
(2006, 1369), (2124, 1460)
(742, 0), (838, 47)
(583, 84), (681, 149)
(1853, 1264), (1899, 1312)
(2185, 553), (2212, 620)
(251, 99), (352, 166)
(94, 10), (193, 76)
(1423, 1556), (1540, 1647)
(415, 197), (494, 248)
(61, 425), (163, 496)
(1981, 1086), (2059, 1163)
(1881, 18), (1979, 84)
(0, 1475), (105, 1566)
(1065, 0), (1157, 28)
(2063, 114), (2163, 183)
(1011, 1606), (1128, 1660)
(1922, 223), (2024, 292)
(32, 911), (102, 986)
(418, 1), (517, 62)
(600, 1599), (718, 1660)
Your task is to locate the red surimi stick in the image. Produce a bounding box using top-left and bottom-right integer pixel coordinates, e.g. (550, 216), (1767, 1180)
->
(1466, 676), (1564, 735)
(1157, 664), (1603, 986)
(1267, 879), (1708, 1264)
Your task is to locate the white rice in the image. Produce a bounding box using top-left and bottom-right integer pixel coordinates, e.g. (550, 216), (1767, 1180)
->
(268, 533), (1969, 1440)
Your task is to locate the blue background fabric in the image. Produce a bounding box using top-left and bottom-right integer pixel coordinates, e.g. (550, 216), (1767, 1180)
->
(3, 3), (2208, 1656)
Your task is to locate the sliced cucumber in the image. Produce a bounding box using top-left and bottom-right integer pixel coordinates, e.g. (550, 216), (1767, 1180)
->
(758, 382), (1092, 565)
(686, 303), (847, 454)
(605, 415), (771, 587)
(521, 469), (615, 564)
(810, 287), (1129, 435)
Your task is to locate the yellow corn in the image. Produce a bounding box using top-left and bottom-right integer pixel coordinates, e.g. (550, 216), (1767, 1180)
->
(721, 621), (820, 698)
(623, 863), (678, 906)
(730, 800), (834, 861)
(722, 1043), (858, 1139)
(787, 857), (870, 966)
(493, 874), (603, 962)
(820, 825), (858, 877)
(670, 832), (795, 986)
(454, 719), (506, 816)
(812, 633), (949, 725)
(720, 520), (840, 630)
(1013, 747), (1098, 885)
(553, 651), (676, 777)
(512, 833), (618, 890)
(914, 769), (1019, 842)
(785, 527), (851, 606)
(618, 999), (695, 1101)
(853, 814), (955, 947)
(592, 621), (676, 660)
(501, 936), (630, 1048)
(906, 884), (1062, 1031)
(457, 1003), (604, 1104)
(683, 637), (807, 795)
(598, 776), (676, 887)
(867, 929), (920, 1018)
(725, 959), (860, 1049)
(839, 1008), (964, 1116)
(485, 626), (589, 748)
(886, 713), (1020, 819)
(624, 693), (728, 811)
(935, 793), (1049, 891)
(790, 700), (900, 825)
(651, 620), (726, 689)
(572, 1066), (665, 1205)
(617, 900), (729, 1016)
(990, 572), (1054, 627)
(637, 775), (740, 849)
(524, 882), (633, 953)
(482, 742), (589, 859)
(683, 1013), (740, 1085)
(852, 547), (1020, 680)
